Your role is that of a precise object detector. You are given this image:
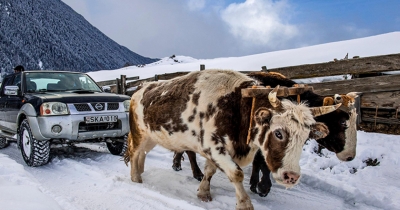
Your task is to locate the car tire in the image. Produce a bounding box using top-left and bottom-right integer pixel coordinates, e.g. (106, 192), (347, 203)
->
(106, 136), (127, 156)
(19, 119), (50, 167)
(0, 137), (9, 149)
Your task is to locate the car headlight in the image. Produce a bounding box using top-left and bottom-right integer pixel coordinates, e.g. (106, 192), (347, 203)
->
(123, 100), (130, 112)
(40, 102), (69, 116)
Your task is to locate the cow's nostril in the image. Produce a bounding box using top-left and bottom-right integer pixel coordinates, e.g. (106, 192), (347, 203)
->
(283, 172), (289, 180)
(336, 96), (341, 100)
(346, 156), (354, 161)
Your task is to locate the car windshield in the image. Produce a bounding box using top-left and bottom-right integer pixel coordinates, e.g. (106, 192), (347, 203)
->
(24, 72), (102, 93)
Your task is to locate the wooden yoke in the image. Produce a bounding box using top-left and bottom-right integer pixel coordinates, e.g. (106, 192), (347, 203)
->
(241, 85), (314, 98)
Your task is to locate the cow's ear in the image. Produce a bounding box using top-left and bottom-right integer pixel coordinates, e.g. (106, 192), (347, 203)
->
(323, 97), (334, 106)
(309, 122), (329, 140)
(341, 95), (356, 107)
(254, 108), (272, 126)
(346, 92), (360, 99)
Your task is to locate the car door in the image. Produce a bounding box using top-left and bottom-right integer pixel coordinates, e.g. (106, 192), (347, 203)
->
(0, 73), (23, 133)
(0, 74), (14, 131)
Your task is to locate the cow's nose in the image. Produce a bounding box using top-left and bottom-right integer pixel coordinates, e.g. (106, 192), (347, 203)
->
(283, 171), (300, 185)
(336, 96), (341, 100)
(346, 156), (354, 161)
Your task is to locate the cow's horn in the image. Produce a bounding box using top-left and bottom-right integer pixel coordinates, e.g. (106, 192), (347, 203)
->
(310, 103), (342, 117)
(268, 85), (280, 108)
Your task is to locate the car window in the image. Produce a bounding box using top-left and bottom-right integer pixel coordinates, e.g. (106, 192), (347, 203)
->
(25, 72), (102, 92)
(12, 73), (21, 86)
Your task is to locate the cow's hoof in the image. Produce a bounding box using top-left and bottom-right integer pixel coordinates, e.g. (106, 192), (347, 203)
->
(193, 173), (204, 182)
(236, 199), (254, 210)
(258, 189), (270, 197)
(131, 176), (143, 183)
(257, 183), (271, 197)
(249, 184), (257, 194)
(172, 163), (182, 171)
(197, 192), (212, 202)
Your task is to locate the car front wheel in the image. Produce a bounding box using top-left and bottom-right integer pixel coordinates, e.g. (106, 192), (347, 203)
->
(106, 136), (127, 156)
(0, 137), (9, 149)
(19, 119), (50, 167)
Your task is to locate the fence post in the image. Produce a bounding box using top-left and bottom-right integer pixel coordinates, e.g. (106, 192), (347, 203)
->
(154, 74), (159, 81)
(261, 66), (269, 72)
(200, 64), (205, 71)
(121, 75), (126, 95)
(116, 78), (121, 94)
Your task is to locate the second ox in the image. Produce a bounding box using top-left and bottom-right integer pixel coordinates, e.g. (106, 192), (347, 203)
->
(125, 70), (340, 210)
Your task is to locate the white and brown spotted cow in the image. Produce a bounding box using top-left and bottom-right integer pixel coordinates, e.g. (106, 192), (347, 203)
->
(125, 70), (340, 210)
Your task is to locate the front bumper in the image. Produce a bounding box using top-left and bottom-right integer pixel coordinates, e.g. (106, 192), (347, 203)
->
(27, 112), (129, 141)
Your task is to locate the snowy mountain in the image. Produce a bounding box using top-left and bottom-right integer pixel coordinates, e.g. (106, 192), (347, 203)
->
(0, 0), (158, 74)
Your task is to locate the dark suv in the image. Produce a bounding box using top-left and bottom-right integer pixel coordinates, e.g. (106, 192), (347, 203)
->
(0, 71), (130, 166)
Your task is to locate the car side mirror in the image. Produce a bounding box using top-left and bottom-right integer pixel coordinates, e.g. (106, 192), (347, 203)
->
(102, 86), (111, 93)
(4, 86), (19, 96)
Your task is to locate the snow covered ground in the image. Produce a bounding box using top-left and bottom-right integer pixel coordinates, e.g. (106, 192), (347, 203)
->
(1, 131), (399, 210)
(1, 32), (400, 210)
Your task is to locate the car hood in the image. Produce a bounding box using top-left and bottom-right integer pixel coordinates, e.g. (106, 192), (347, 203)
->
(28, 92), (130, 103)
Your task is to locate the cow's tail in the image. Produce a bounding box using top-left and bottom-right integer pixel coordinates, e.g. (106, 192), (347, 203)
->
(124, 100), (142, 166)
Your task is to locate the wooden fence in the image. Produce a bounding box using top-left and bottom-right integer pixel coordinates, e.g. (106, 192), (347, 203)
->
(98, 53), (400, 135)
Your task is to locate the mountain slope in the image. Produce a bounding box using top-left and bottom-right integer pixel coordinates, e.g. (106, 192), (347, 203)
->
(0, 0), (158, 73)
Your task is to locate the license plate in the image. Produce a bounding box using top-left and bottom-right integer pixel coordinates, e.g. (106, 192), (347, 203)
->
(85, 115), (118, 124)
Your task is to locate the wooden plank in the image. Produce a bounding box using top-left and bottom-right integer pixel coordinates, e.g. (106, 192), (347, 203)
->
(266, 53), (400, 79)
(241, 86), (314, 98)
(125, 72), (191, 90)
(96, 76), (139, 86)
(310, 74), (400, 96)
(360, 91), (400, 109)
(155, 72), (190, 80)
(358, 121), (400, 135)
(361, 117), (400, 125)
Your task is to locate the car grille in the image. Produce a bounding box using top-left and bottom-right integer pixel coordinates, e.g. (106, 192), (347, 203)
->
(74, 104), (91, 111)
(78, 121), (120, 132)
(107, 103), (119, 110)
(73, 102), (120, 111)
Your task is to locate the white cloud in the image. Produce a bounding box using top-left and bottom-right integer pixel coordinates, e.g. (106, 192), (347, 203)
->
(186, 0), (206, 11)
(221, 0), (298, 47)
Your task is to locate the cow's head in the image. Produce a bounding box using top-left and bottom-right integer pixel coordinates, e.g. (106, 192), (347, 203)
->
(247, 71), (359, 162)
(316, 92), (359, 161)
(252, 86), (340, 188)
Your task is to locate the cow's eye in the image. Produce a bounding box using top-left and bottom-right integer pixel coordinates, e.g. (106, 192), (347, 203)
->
(341, 120), (347, 127)
(274, 130), (283, 140)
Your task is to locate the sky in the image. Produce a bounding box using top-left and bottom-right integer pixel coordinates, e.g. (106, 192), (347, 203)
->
(1, 32), (400, 210)
(61, 0), (400, 59)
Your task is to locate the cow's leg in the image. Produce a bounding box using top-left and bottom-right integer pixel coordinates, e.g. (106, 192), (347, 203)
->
(257, 158), (272, 197)
(126, 132), (143, 183)
(172, 151), (183, 171)
(186, 151), (204, 181)
(197, 159), (217, 202)
(250, 150), (272, 197)
(222, 160), (253, 210)
(130, 149), (143, 183)
(130, 138), (156, 183)
(202, 152), (253, 210)
(138, 141), (156, 175)
(249, 150), (261, 194)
